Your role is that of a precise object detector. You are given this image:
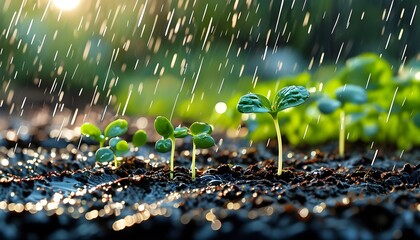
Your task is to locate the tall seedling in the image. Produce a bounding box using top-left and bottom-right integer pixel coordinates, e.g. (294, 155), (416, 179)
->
(317, 84), (367, 158)
(237, 85), (310, 175)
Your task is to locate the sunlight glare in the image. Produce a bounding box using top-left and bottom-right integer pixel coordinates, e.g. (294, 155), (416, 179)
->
(215, 102), (227, 114)
(53, 0), (81, 11)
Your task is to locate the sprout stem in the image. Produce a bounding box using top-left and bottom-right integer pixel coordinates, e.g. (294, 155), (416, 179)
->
(191, 142), (196, 181)
(170, 138), (176, 179)
(114, 156), (117, 168)
(272, 115), (283, 175)
(339, 109), (345, 158)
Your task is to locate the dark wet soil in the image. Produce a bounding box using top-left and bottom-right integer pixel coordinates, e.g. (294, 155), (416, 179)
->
(0, 135), (419, 240)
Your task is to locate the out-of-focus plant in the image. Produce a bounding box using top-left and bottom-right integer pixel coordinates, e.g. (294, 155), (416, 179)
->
(81, 119), (147, 167)
(317, 85), (367, 157)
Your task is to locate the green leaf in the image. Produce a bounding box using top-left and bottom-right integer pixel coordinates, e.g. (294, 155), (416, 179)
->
(193, 133), (215, 149)
(154, 116), (174, 138)
(132, 130), (147, 147)
(95, 147), (115, 163)
(115, 140), (129, 156)
(413, 113), (420, 128)
(189, 122), (212, 135)
(174, 127), (188, 138)
(335, 85), (367, 104)
(80, 123), (102, 142)
(104, 119), (128, 138)
(341, 53), (393, 90)
(317, 97), (341, 114)
(109, 137), (122, 151)
(363, 123), (379, 137)
(237, 93), (272, 113)
(274, 85), (310, 112)
(155, 139), (172, 153)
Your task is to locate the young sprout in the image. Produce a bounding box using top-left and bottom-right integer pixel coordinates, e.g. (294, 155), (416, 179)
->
(317, 84), (367, 158)
(237, 85), (310, 175)
(81, 119), (147, 167)
(188, 122), (215, 181)
(154, 116), (188, 179)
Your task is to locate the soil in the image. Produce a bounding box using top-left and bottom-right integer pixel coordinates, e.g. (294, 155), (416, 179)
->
(0, 131), (419, 240)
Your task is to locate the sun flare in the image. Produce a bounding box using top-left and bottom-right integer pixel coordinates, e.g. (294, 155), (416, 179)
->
(52, 0), (81, 11)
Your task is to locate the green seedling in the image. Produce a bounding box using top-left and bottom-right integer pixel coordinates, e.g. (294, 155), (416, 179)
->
(188, 122), (215, 181)
(154, 116), (188, 179)
(154, 116), (215, 180)
(237, 85), (310, 175)
(317, 84), (367, 158)
(81, 119), (147, 167)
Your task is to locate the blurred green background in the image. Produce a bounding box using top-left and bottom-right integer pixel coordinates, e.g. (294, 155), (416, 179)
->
(1, 0), (419, 149)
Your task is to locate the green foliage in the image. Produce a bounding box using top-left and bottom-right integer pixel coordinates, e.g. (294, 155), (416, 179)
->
(237, 86), (311, 115)
(274, 86), (311, 112)
(155, 139), (172, 153)
(335, 85), (368, 104)
(188, 122), (215, 181)
(414, 113), (420, 128)
(189, 122), (213, 135)
(317, 84), (367, 157)
(117, 53), (420, 151)
(104, 119), (128, 138)
(154, 116), (187, 179)
(237, 93), (272, 114)
(192, 133), (215, 148)
(174, 127), (189, 138)
(318, 97), (341, 114)
(237, 85), (310, 175)
(339, 53), (393, 90)
(154, 117), (215, 180)
(132, 130), (148, 147)
(154, 116), (174, 139)
(80, 119), (147, 167)
(95, 148), (115, 163)
(80, 123), (104, 145)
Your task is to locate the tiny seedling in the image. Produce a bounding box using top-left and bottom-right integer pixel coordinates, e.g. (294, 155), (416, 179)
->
(317, 84), (367, 158)
(81, 119), (147, 167)
(188, 122), (215, 181)
(154, 116), (215, 180)
(154, 116), (188, 179)
(237, 85), (310, 175)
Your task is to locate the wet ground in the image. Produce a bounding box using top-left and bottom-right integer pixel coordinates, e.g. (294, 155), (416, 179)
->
(0, 130), (419, 240)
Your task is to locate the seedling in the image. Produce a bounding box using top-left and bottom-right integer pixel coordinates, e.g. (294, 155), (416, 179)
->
(81, 119), (147, 167)
(188, 122), (215, 181)
(237, 85), (310, 175)
(317, 84), (367, 158)
(154, 116), (215, 180)
(154, 116), (188, 179)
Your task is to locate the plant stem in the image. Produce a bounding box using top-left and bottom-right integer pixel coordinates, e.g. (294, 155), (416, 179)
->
(114, 155), (117, 168)
(191, 142), (196, 181)
(339, 109), (345, 158)
(272, 114), (283, 176)
(100, 135), (105, 148)
(170, 138), (176, 179)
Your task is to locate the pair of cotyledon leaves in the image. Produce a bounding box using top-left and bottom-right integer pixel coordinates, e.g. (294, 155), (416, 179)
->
(237, 85), (310, 115)
(154, 116), (214, 153)
(81, 119), (147, 163)
(317, 84), (368, 114)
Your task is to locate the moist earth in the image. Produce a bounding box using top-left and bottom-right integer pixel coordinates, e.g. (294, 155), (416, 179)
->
(0, 138), (419, 240)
